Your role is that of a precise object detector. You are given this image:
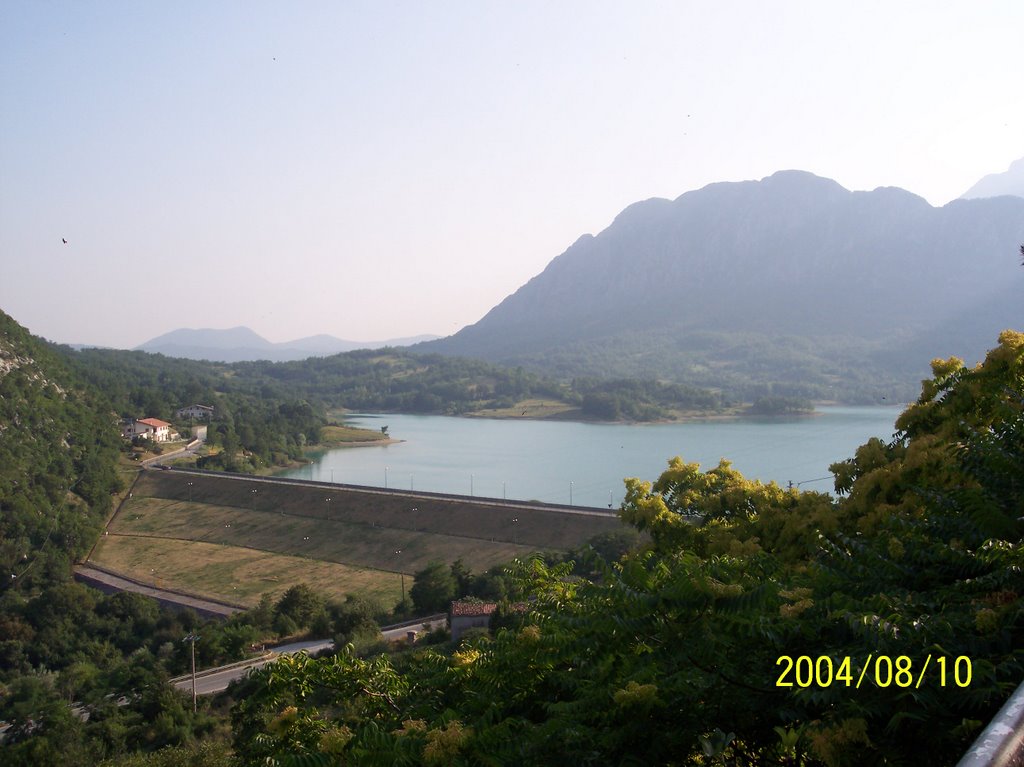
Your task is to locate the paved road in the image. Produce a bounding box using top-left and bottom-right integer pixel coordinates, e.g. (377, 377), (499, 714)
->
(74, 565), (243, 618)
(142, 432), (206, 467)
(171, 616), (446, 696)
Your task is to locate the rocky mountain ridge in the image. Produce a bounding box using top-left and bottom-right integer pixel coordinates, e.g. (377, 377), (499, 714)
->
(420, 170), (1024, 399)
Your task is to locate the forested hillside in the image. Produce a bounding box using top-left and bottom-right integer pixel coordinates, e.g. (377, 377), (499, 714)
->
(67, 347), (325, 472)
(0, 311), (122, 588)
(235, 349), (733, 419)
(67, 344), (735, 440)
(0, 311), (233, 764)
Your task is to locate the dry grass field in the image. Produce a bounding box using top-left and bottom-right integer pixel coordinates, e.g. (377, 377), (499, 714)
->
(90, 468), (624, 604)
(90, 535), (402, 607)
(467, 398), (579, 420)
(319, 423), (391, 445)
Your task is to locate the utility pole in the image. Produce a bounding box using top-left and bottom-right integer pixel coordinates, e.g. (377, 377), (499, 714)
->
(183, 633), (200, 712)
(394, 550), (405, 606)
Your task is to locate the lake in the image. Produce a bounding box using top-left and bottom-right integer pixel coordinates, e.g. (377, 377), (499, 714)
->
(283, 407), (905, 509)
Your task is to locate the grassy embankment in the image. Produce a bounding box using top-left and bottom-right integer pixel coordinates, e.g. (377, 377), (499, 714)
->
(91, 470), (622, 608)
(467, 398), (579, 419)
(318, 422), (392, 446)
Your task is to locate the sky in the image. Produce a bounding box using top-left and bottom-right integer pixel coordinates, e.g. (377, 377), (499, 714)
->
(1, 1), (1022, 350)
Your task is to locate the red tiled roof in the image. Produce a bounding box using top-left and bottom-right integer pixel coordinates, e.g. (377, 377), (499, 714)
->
(449, 601), (498, 617)
(449, 601), (530, 617)
(138, 418), (171, 428)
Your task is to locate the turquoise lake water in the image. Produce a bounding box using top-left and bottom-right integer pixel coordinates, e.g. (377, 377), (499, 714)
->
(283, 407), (904, 509)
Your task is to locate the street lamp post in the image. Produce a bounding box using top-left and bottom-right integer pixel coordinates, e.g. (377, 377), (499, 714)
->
(394, 549), (405, 606)
(183, 633), (200, 712)
(187, 481), (193, 503)
(385, 466), (389, 489)
(325, 497), (332, 520)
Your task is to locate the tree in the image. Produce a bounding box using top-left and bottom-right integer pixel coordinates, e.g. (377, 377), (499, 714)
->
(329, 595), (383, 646)
(449, 559), (474, 598)
(409, 561), (457, 613)
(274, 584), (324, 632)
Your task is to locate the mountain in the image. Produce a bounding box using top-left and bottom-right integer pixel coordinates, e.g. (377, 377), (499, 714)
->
(136, 327), (440, 362)
(961, 157), (1024, 200)
(421, 171), (1024, 401)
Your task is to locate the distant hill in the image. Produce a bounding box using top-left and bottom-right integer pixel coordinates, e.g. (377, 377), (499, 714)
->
(136, 327), (440, 362)
(421, 170), (1024, 402)
(961, 157), (1024, 200)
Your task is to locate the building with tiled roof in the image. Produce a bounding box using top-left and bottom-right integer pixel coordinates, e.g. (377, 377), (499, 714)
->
(448, 600), (528, 641)
(123, 417), (175, 442)
(449, 601), (499, 641)
(176, 404), (214, 420)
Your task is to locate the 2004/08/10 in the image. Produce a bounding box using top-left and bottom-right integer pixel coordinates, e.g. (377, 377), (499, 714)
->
(776, 654), (973, 688)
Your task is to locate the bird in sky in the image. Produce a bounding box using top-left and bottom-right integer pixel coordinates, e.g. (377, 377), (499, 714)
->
(62, 238), (68, 244)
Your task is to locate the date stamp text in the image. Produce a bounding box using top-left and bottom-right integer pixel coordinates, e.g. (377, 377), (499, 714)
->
(775, 654), (973, 689)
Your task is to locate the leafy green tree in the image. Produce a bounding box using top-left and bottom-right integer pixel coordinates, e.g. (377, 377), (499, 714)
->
(274, 583), (325, 632)
(449, 559), (474, 597)
(330, 595), (384, 646)
(409, 561), (457, 613)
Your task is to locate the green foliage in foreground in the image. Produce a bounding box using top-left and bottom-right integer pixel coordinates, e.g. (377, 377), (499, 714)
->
(232, 331), (1023, 766)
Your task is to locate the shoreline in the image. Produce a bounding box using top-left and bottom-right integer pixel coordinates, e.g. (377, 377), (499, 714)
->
(260, 437), (403, 477)
(367, 407), (822, 427)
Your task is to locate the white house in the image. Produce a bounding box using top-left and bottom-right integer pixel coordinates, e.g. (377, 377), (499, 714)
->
(176, 404), (214, 420)
(125, 417), (175, 442)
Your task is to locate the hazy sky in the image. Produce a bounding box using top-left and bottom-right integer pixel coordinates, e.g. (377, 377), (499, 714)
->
(2, 1), (1021, 349)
